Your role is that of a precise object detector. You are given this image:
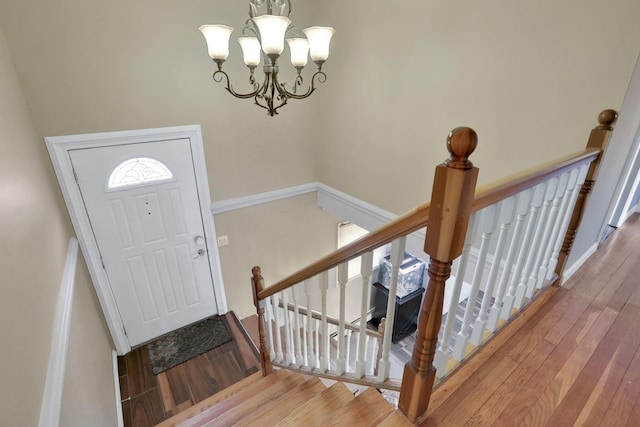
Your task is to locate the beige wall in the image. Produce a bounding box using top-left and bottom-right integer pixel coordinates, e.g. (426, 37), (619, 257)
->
(313, 0), (640, 214)
(214, 193), (342, 319)
(0, 0), (318, 202)
(0, 25), (111, 426)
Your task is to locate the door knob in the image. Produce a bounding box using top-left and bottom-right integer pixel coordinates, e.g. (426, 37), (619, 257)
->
(193, 248), (205, 259)
(194, 235), (205, 246)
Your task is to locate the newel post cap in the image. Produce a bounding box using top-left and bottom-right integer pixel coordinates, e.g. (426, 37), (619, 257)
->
(597, 109), (618, 130)
(445, 127), (478, 169)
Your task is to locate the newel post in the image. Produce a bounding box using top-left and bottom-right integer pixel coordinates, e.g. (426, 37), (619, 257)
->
(398, 128), (479, 423)
(251, 266), (273, 376)
(554, 109), (618, 280)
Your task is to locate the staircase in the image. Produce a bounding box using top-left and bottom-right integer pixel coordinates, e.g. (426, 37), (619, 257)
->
(157, 369), (411, 426)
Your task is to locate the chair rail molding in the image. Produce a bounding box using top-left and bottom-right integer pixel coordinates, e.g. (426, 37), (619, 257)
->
(38, 237), (78, 427)
(211, 182), (427, 257)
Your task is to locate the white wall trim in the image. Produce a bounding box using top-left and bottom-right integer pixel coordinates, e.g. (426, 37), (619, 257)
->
(38, 238), (79, 427)
(621, 203), (639, 224)
(563, 242), (598, 282)
(316, 183), (428, 257)
(113, 350), (124, 427)
(211, 183), (318, 214)
(210, 182), (430, 258)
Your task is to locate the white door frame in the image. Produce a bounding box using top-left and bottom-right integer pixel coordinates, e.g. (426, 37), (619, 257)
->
(46, 125), (227, 355)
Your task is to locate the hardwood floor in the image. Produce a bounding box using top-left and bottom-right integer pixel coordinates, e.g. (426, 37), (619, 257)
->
(118, 312), (260, 427)
(425, 213), (640, 426)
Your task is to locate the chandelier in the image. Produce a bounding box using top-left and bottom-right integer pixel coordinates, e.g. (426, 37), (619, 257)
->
(199, 0), (335, 116)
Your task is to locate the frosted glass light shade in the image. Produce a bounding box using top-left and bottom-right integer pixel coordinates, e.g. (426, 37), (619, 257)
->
(238, 37), (261, 66)
(199, 25), (234, 60)
(253, 15), (291, 55)
(303, 26), (335, 62)
(286, 38), (309, 67)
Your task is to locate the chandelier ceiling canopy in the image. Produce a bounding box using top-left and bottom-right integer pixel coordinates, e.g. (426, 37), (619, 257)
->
(199, 0), (335, 116)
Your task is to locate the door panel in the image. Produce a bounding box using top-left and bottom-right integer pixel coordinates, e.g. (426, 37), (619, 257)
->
(69, 138), (217, 346)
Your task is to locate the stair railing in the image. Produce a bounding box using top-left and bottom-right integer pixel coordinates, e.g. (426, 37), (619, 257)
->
(251, 109), (617, 423)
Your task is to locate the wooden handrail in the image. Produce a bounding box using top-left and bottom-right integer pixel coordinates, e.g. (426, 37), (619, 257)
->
(471, 147), (600, 213)
(257, 147), (601, 302)
(257, 201), (431, 300)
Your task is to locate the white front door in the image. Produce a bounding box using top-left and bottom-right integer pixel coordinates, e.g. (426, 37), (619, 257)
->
(69, 137), (218, 346)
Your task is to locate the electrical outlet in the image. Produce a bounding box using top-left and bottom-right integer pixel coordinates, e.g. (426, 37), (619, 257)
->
(217, 235), (229, 247)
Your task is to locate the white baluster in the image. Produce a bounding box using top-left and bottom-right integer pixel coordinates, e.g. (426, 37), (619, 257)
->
(271, 294), (284, 362)
(501, 189), (535, 320)
(472, 198), (515, 345)
(547, 164), (589, 278)
(535, 172), (570, 290)
(434, 213), (478, 377)
(377, 236), (406, 382)
(368, 335), (378, 376)
(290, 288), (304, 367)
(454, 206), (499, 360)
(314, 317), (320, 369)
(485, 194), (522, 332)
(512, 183), (546, 310)
(265, 296), (275, 361)
(281, 290), (294, 365)
(345, 329), (352, 373)
(319, 270), (329, 372)
(337, 262), (348, 375)
(356, 251), (374, 378)
(304, 279), (316, 368)
(524, 177), (559, 299)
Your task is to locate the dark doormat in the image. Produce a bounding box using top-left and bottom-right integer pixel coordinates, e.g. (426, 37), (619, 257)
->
(147, 315), (232, 375)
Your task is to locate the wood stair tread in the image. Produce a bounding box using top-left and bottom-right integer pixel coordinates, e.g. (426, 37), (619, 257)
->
(155, 370), (265, 427)
(274, 382), (356, 427)
(186, 370), (309, 427)
(377, 409), (416, 426)
(163, 369), (410, 427)
(159, 369), (296, 427)
(231, 376), (326, 426)
(324, 388), (395, 426)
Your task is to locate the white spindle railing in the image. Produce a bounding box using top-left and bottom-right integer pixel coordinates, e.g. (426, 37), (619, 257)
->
(432, 158), (593, 377)
(257, 238), (408, 390)
(251, 115), (612, 420)
(260, 157), (595, 385)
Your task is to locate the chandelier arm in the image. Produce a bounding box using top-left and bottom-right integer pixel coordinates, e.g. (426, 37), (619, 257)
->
(213, 69), (262, 99)
(277, 70), (327, 100)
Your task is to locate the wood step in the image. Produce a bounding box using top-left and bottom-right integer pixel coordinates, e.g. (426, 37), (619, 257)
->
(274, 382), (356, 427)
(162, 368), (411, 427)
(377, 409), (415, 426)
(159, 369), (298, 427)
(215, 375), (325, 426)
(325, 388), (395, 426)
(181, 370), (307, 427)
(155, 371), (265, 427)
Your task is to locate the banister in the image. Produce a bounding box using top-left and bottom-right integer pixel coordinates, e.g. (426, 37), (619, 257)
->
(257, 200), (431, 300)
(471, 147), (600, 213)
(257, 147), (601, 302)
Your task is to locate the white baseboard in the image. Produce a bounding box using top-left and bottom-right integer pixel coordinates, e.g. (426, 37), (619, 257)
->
(113, 350), (124, 427)
(562, 242), (598, 282)
(38, 238), (79, 427)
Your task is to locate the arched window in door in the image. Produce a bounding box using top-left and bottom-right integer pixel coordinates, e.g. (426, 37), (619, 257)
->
(108, 157), (174, 189)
